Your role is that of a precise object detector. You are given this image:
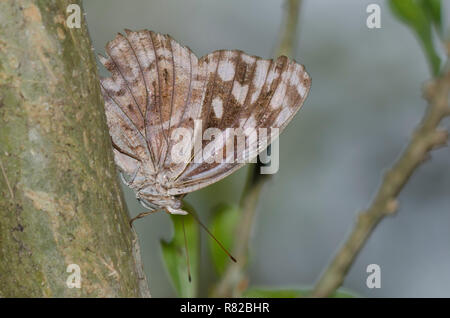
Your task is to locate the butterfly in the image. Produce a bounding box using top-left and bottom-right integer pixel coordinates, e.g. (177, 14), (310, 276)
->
(99, 29), (311, 222)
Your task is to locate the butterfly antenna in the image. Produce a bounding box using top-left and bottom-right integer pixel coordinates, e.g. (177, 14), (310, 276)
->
(182, 218), (192, 282)
(187, 211), (237, 263)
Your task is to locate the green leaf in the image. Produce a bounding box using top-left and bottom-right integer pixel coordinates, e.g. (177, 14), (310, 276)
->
(420, 0), (442, 34)
(389, 0), (441, 75)
(209, 203), (240, 275)
(161, 202), (200, 298)
(242, 288), (357, 298)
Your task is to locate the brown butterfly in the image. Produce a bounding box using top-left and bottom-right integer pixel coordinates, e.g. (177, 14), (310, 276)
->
(99, 29), (311, 222)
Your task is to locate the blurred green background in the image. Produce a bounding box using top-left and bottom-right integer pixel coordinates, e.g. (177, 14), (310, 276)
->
(84, 0), (450, 297)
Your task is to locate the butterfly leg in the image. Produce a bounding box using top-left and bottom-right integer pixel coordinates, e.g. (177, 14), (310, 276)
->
(129, 210), (159, 227)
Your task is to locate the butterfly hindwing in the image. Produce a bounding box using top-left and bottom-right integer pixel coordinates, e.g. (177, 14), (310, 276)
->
(169, 54), (310, 194)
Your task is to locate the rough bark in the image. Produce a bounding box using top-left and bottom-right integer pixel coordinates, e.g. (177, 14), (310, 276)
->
(0, 0), (150, 297)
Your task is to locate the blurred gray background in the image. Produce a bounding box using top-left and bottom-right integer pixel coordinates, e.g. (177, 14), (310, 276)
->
(84, 0), (450, 297)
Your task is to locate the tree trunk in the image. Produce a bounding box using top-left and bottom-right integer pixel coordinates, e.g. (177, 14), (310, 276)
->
(0, 0), (150, 297)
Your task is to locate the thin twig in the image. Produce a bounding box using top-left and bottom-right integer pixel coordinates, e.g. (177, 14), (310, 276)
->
(211, 170), (264, 297)
(211, 0), (302, 298)
(278, 0), (302, 58)
(311, 55), (450, 297)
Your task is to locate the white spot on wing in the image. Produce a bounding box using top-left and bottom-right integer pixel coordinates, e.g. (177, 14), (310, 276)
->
(289, 71), (299, 86)
(266, 69), (279, 85)
(102, 78), (121, 93)
(212, 97), (223, 118)
(218, 61), (235, 81)
(232, 82), (249, 105)
(251, 60), (270, 103)
(275, 107), (291, 126)
(270, 82), (287, 109)
(289, 65), (308, 97)
(243, 114), (256, 129)
(297, 83), (306, 97)
(241, 54), (255, 64)
(157, 48), (172, 59)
